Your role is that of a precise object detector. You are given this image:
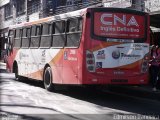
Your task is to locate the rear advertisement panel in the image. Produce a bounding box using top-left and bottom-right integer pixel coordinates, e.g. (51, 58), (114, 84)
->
(94, 12), (145, 39)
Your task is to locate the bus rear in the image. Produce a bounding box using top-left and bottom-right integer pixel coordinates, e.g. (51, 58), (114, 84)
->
(82, 8), (150, 85)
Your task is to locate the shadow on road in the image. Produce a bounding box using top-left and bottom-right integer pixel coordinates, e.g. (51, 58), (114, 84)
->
(57, 86), (160, 115)
(1, 72), (160, 119)
(12, 76), (160, 116)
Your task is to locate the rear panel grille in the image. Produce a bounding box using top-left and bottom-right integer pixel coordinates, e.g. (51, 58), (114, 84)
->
(111, 79), (128, 83)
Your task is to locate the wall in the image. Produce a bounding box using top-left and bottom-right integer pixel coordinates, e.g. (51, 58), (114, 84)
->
(145, 0), (160, 12)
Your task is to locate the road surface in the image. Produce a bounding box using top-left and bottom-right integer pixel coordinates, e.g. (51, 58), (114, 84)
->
(0, 72), (160, 120)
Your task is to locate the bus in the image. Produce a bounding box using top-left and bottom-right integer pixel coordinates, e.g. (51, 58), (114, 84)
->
(5, 7), (150, 91)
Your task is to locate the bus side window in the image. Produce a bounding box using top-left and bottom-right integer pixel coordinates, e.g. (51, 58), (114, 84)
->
(30, 25), (41, 48)
(8, 30), (14, 38)
(68, 18), (77, 32)
(36, 26), (41, 36)
(22, 28), (30, 48)
(42, 23), (51, 35)
(22, 28), (27, 37)
(8, 30), (14, 46)
(7, 30), (14, 53)
(52, 21), (65, 48)
(40, 23), (52, 48)
(27, 28), (31, 38)
(31, 26), (36, 36)
(14, 29), (22, 48)
(55, 21), (65, 33)
(52, 22), (55, 34)
(22, 28), (26, 47)
(78, 17), (82, 32)
(65, 17), (82, 47)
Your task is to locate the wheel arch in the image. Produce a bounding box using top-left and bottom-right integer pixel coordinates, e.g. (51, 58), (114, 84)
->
(43, 63), (55, 91)
(12, 60), (18, 73)
(43, 63), (52, 81)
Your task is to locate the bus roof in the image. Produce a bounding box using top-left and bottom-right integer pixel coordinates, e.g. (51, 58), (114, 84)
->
(9, 8), (87, 29)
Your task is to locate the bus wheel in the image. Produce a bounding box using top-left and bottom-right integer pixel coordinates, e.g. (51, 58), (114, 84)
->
(13, 63), (19, 80)
(13, 63), (26, 81)
(43, 67), (54, 91)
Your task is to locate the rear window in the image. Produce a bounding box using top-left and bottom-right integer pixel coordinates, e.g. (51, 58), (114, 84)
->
(91, 8), (148, 43)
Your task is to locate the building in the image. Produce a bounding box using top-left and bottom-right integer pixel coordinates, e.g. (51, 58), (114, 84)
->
(0, 0), (160, 39)
(0, 0), (99, 37)
(145, 0), (160, 28)
(145, 0), (160, 45)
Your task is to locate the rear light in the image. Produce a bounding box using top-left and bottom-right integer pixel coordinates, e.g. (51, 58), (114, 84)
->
(86, 50), (95, 72)
(141, 53), (149, 73)
(87, 60), (94, 64)
(87, 54), (93, 58)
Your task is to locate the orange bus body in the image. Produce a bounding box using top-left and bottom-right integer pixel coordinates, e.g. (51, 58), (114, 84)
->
(6, 7), (150, 86)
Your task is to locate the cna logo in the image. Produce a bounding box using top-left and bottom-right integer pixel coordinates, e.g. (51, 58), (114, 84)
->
(112, 50), (120, 59)
(100, 13), (139, 27)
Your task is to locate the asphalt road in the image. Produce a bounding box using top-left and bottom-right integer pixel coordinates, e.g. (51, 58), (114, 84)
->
(0, 72), (160, 120)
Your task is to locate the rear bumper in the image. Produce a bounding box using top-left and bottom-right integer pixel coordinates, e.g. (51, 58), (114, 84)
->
(82, 73), (149, 85)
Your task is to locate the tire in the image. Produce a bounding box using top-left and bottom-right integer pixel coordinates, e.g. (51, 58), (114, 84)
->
(43, 67), (54, 91)
(13, 63), (26, 81)
(13, 63), (19, 80)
